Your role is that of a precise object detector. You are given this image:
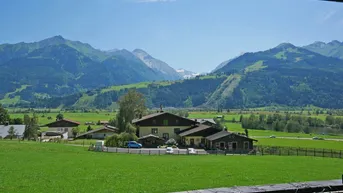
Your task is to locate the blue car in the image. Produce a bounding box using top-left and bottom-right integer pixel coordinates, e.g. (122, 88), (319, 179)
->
(127, 141), (142, 148)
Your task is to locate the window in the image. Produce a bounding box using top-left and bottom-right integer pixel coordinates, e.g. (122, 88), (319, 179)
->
(162, 133), (169, 140)
(174, 128), (180, 134)
(163, 120), (168, 126)
(151, 128), (158, 134)
(64, 128), (68, 132)
(244, 141), (249, 150)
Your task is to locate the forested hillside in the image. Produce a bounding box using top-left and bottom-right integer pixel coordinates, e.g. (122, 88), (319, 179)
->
(29, 41), (343, 109)
(0, 36), (182, 106)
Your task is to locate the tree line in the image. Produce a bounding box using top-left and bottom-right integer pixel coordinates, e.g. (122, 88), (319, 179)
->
(241, 113), (343, 134)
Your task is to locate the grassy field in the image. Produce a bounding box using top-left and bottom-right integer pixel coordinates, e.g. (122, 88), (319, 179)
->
(0, 141), (342, 193)
(256, 138), (343, 150)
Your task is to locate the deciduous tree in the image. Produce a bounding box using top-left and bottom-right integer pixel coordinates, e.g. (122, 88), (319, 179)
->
(7, 126), (16, 140)
(116, 89), (146, 133)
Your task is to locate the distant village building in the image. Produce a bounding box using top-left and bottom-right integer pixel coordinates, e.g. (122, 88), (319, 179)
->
(99, 121), (109, 125)
(75, 125), (118, 140)
(42, 119), (80, 139)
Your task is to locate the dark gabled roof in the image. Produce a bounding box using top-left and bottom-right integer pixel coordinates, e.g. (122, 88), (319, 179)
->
(75, 126), (118, 138)
(132, 111), (196, 124)
(138, 134), (164, 140)
(43, 119), (80, 127)
(190, 118), (216, 125)
(44, 131), (68, 136)
(206, 130), (258, 141)
(179, 124), (213, 137)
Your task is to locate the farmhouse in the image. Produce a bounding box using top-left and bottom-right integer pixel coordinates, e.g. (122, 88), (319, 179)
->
(132, 111), (258, 151)
(0, 124), (26, 139)
(132, 111), (197, 140)
(76, 125), (118, 139)
(42, 119), (80, 139)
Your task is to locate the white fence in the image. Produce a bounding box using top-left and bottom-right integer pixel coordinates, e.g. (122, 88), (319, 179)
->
(103, 147), (209, 155)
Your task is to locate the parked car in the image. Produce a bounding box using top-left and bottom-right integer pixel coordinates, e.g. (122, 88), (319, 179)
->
(312, 136), (324, 140)
(269, 135), (276, 138)
(166, 147), (174, 154)
(127, 141), (142, 148)
(187, 148), (197, 154)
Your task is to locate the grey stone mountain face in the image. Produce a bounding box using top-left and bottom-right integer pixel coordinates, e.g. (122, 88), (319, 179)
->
(132, 49), (182, 80)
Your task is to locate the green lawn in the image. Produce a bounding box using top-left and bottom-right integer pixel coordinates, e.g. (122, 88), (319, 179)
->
(0, 141), (342, 193)
(256, 138), (343, 150)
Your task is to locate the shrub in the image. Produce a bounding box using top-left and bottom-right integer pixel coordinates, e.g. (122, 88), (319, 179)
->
(105, 134), (121, 147)
(165, 138), (177, 146)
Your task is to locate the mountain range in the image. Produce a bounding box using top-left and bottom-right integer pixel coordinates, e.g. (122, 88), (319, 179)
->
(1, 37), (343, 109)
(0, 36), (197, 106)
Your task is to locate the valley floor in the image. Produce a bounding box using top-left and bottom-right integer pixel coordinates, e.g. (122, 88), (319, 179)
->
(0, 141), (342, 193)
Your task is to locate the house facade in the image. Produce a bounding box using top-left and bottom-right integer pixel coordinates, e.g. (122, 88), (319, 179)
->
(205, 130), (257, 151)
(43, 119), (80, 139)
(132, 112), (197, 141)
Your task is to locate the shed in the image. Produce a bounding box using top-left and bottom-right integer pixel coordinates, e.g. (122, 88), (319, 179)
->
(205, 130), (257, 151)
(138, 134), (165, 148)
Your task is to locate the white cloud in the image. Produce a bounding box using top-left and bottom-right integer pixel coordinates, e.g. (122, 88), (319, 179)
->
(137, 0), (176, 3)
(319, 10), (336, 23)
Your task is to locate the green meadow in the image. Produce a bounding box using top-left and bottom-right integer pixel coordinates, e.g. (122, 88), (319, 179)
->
(0, 141), (342, 193)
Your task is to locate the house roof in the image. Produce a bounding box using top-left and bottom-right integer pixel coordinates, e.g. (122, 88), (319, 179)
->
(43, 119), (80, 127)
(190, 118), (216, 125)
(75, 126), (118, 138)
(0, 125), (26, 138)
(206, 130), (258, 141)
(138, 134), (164, 140)
(132, 111), (196, 124)
(178, 124), (213, 137)
(43, 131), (68, 136)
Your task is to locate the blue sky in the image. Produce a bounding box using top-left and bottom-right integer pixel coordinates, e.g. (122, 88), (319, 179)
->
(1, 0), (343, 72)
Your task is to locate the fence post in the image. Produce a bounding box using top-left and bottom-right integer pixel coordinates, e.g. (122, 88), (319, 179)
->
(331, 149), (333, 158)
(149, 150), (151, 155)
(216, 149), (218, 155)
(322, 149), (324, 157)
(261, 148), (264, 156)
(140, 149), (141, 155)
(128, 148), (130, 154)
(116, 147), (118, 153)
(159, 149), (160, 155)
(178, 150), (180, 155)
